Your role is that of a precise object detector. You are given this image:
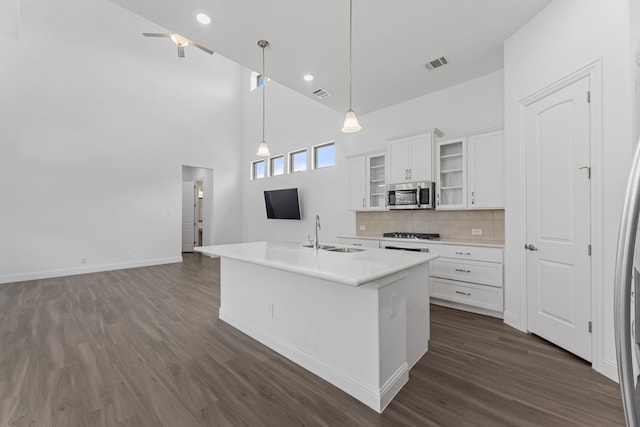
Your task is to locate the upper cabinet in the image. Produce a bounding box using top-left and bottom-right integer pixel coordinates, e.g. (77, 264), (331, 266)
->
(348, 156), (367, 210)
(435, 129), (505, 210)
(467, 130), (504, 209)
(387, 129), (443, 184)
(435, 138), (467, 209)
(348, 128), (503, 212)
(348, 152), (386, 211)
(367, 153), (386, 209)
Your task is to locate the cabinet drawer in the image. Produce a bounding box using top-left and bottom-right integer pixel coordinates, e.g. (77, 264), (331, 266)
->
(337, 238), (380, 249)
(430, 258), (503, 287)
(430, 277), (503, 312)
(431, 244), (503, 263)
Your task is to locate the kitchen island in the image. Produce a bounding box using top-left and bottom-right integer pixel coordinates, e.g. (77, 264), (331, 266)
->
(195, 241), (436, 412)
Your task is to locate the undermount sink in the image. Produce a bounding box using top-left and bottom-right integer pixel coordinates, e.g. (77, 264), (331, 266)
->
(324, 247), (365, 253)
(300, 244), (364, 253)
(301, 244), (336, 250)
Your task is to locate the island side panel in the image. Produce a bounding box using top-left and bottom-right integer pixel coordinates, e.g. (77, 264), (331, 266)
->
(406, 263), (430, 368)
(375, 263), (430, 371)
(218, 257), (394, 412)
(361, 263), (430, 411)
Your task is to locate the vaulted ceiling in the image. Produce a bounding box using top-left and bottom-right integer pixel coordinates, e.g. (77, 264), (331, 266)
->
(108, 0), (552, 115)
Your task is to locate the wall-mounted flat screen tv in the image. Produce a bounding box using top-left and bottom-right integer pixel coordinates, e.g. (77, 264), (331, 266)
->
(264, 188), (301, 220)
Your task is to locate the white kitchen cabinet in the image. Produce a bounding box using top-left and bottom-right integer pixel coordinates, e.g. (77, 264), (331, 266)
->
(348, 157), (366, 210)
(367, 153), (386, 209)
(429, 243), (504, 318)
(387, 129), (442, 184)
(430, 258), (503, 287)
(347, 152), (386, 211)
(467, 130), (504, 209)
(435, 138), (467, 209)
(336, 237), (381, 248)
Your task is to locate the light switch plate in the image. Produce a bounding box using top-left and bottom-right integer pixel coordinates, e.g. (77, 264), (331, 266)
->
(359, 225), (366, 231)
(471, 228), (483, 235)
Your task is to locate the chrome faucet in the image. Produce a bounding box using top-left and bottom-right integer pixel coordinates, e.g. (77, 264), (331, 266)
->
(314, 214), (321, 252)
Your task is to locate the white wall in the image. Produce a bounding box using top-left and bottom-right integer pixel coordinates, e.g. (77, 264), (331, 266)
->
(241, 70), (504, 243)
(0, 0), (20, 40)
(504, 0), (633, 380)
(0, 0), (244, 283)
(346, 70), (504, 156)
(241, 70), (349, 243)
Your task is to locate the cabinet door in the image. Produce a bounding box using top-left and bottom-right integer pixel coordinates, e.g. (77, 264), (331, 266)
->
(348, 157), (366, 210)
(387, 138), (409, 184)
(366, 153), (386, 209)
(435, 138), (467, 209)
(467, 130), (504, 209)
(408, 133), (433, 182)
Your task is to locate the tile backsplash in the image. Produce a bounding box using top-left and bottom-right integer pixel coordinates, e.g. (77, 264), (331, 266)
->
(356, 209), (504, 243)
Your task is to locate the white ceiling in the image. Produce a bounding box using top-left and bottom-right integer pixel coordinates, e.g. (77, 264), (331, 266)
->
(108, 0), (552, 115)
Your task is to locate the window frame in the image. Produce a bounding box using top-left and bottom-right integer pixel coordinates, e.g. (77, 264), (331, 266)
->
(269, 154), (285, 177)
(251, 159), (266, 180)
(288, 148), (308, 174)
(312, 141), (336, 170)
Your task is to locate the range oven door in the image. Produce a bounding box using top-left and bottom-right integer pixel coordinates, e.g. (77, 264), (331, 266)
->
(384, 245), (429, 252)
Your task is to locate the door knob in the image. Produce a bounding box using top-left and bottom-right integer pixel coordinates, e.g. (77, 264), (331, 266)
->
(524, 243), (538, 251)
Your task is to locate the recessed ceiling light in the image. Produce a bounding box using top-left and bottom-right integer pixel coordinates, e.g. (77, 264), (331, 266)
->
(196, 12), (211, 25)
(303, 74), (314, 82)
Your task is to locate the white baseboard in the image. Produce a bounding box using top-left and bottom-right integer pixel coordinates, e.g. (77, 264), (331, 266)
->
(503, 311), (525, 331)
(431, 298), (503, 319)
(599, 357), (619, 383)
(378, 363), (410, 412)
(220, 309), (408, 413)
(0, 256), (183, 285)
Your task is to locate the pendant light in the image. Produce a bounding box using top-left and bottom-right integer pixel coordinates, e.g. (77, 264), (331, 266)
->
(256, 40), (271, 156)
(342, 0), (362, 133)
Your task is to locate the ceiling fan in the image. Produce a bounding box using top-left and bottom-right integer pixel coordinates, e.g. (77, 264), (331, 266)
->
(142, 32), (214, 58)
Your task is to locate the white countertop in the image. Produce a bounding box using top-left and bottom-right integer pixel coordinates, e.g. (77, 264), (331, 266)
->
(336, 235), (505, 249)
(195, 241), (437, 286)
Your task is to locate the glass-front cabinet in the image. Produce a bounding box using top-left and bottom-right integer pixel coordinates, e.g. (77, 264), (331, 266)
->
(367, 154), (386, 209)
(348, 151), (386, 211)
(435, 138), (466, 209)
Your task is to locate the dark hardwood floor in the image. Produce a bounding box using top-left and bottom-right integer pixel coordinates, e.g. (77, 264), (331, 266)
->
(0, 253), (625, 426)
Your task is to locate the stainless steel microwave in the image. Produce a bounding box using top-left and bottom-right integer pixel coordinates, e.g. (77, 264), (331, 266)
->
(386, 181), (435, 210)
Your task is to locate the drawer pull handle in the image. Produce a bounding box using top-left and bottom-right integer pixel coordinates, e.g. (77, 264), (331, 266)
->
(455, 268), (471, 273)
(353, 243), (362, 246)
(455, 290), (471, 296)
(455, 251), (471, 256)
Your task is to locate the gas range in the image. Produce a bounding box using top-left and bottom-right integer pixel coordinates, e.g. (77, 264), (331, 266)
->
(382, 232), (440, 240)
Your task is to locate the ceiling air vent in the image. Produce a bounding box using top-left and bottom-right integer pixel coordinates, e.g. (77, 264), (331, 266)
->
(425, 56), (448, 70)
(312, 88), (332, 99)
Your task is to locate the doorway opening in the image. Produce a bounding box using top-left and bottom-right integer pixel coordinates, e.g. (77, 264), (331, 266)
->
(182, 166), (214, 253)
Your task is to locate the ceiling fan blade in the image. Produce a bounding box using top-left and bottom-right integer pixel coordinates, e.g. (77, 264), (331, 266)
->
(178, 46), (185, 58)
(142, 32), (170, 38)
(191, 42), (214, 55)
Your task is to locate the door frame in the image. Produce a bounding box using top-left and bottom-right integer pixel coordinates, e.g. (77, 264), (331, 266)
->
(182, 181), (197, 253)
(516, 60), (605, 373)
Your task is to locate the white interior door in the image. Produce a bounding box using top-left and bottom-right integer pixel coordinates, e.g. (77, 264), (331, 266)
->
(525, 76), (592, 361)
(182, 181), (196, 252)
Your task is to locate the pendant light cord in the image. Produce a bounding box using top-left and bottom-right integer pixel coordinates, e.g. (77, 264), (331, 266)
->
(348, 0), (353, 111)
(262, 42), (266, 142)
(256, 39), (270, 154)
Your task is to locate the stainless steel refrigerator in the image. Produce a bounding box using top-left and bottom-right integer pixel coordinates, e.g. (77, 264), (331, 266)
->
(615, 141), (640, 426)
